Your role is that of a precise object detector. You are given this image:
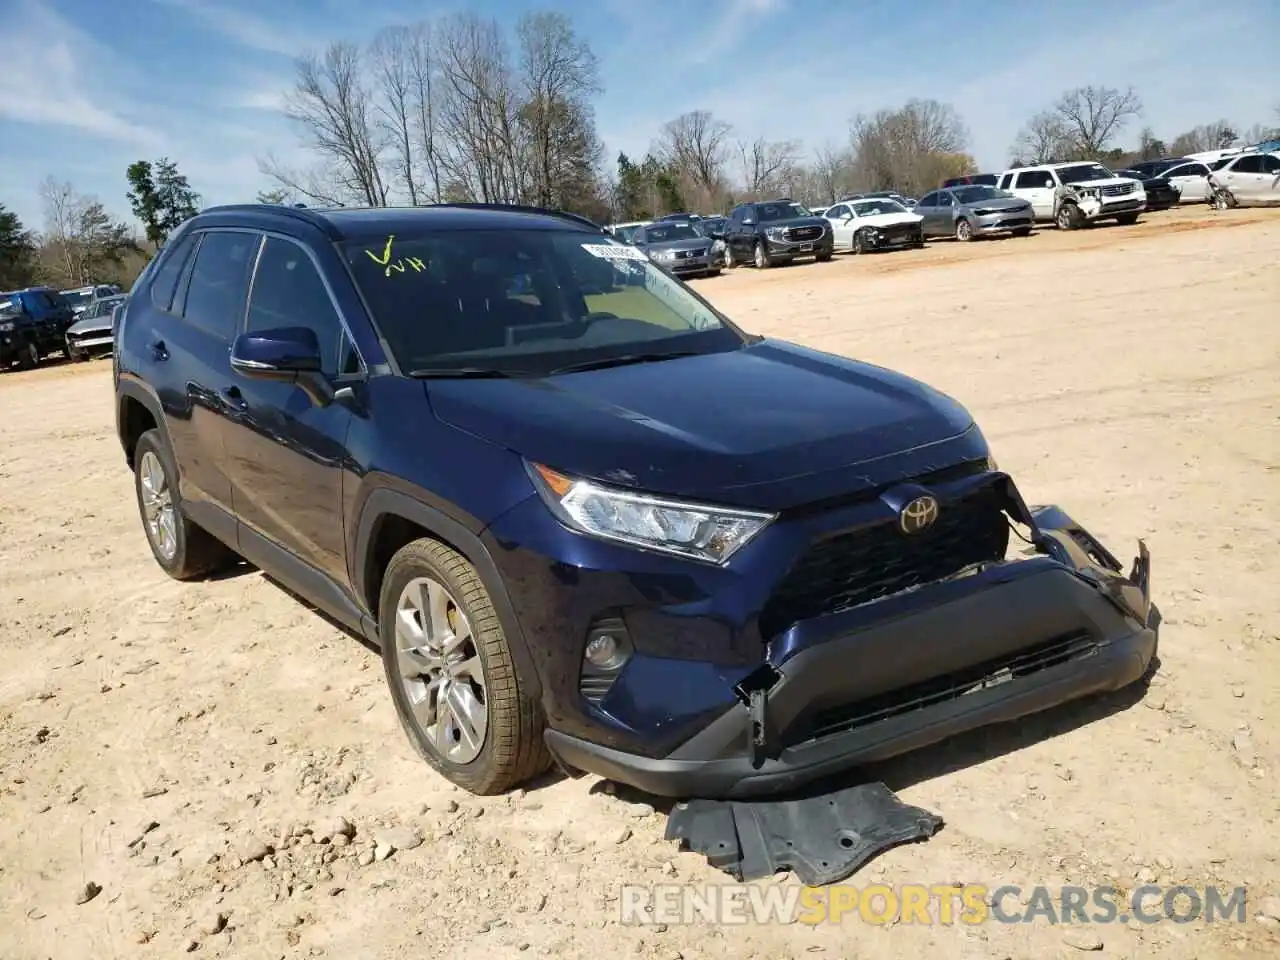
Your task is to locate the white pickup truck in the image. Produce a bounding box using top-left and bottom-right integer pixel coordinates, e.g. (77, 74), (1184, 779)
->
(997, 162), (1146, 230)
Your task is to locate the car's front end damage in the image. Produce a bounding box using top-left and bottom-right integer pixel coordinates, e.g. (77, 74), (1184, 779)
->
(531, 468), (1154, 800)
(1057, 179), (1147, 222)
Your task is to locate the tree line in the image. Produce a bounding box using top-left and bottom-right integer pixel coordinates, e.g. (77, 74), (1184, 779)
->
(3, 4), (1278, 292)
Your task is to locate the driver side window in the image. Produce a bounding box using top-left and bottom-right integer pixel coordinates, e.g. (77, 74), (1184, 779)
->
(246, 237), (353, 378)
(937, 193), (954, 207)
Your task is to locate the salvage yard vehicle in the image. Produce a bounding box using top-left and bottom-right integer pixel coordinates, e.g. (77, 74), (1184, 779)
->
(1208, 152), (1280, 206)
(721, 199), (834, 268)
(66, 293), (126, 360)
(822, 197), (925, 253)
(915, 185), (1034, 241)
(998, 162), (1146, 230)
(630, 220), (721, 278)
(114, 202), (1156, 800)
(0, 287), (76, 368)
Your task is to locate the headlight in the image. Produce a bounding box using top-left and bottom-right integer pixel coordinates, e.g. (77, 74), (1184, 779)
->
(653, 249), (675, 260)
(527, 462), (775, 564)
(764, 227), (787, 240)
(0, 321), (13, 333)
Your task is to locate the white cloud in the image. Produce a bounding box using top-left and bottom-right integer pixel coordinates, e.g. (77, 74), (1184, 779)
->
(147, 0), (321, 58)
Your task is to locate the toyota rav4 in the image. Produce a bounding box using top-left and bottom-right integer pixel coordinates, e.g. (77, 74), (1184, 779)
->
(114, 202), (1156, 799)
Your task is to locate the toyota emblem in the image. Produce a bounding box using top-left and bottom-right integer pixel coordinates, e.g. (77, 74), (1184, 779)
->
(899, 495), (940, 534)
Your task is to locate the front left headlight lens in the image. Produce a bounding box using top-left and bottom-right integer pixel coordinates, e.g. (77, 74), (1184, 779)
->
(527, 462), (775, 564)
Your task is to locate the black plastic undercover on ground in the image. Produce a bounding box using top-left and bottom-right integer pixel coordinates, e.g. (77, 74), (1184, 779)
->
(665, 780), (943, 886)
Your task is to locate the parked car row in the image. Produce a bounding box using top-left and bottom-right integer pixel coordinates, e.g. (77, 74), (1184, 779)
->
(1, 284), (126, 371)
(604, 149), (1278, 275)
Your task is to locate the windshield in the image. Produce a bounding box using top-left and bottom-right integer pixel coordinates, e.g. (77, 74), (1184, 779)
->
(1058, 164), (1114, 184)
(756, 202), (811, 222)
(852, 199), (907, 216)
(695, 217), (725, 235)
(61, 290), (93, 308)
(84, 296), (124, 319)
(614, 225), (640, 243)
(953, 185), (1012, 204)
(341, 230), (741, 375)
(642, 223), (700, 242)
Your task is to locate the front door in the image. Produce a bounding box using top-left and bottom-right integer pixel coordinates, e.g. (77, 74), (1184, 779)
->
(1013, 169), (1057, 220)
(220, 235), (361, 585)
(824, 204), (853, 247)
(914, 194), (938, 236)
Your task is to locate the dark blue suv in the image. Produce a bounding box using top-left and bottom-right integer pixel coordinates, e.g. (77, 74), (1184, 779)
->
(114, 203), (1156, 798)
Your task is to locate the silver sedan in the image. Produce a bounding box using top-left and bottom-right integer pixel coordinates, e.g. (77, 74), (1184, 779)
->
(916, 185), (1035, 241)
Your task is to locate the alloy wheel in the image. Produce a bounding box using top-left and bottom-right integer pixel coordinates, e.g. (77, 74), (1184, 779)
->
(138, 451), (177, 561)
(956, 219), (972, 241)
(395, 576), (488, 764)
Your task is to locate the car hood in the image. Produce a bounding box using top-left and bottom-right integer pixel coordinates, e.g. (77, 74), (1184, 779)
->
(642, 237), (711, 253)
(426, 339), (981, 511)
(67, 315), (112, 335)
(854, 212), (924, 229)
(1062, 176), (1140, 190)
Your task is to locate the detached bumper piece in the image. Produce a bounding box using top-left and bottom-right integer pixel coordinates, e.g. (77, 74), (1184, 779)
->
(665, 780), (942, 886)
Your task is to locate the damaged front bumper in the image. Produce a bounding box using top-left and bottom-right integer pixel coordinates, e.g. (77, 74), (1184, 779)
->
(545, 494), (1155, 800)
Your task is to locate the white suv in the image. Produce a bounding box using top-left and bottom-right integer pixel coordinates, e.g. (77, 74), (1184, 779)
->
(997, 162), (1146, 230)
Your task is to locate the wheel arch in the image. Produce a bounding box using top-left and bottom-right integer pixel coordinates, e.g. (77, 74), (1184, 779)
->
(116, 381), (163, 470)
(354, 488), (542, 700)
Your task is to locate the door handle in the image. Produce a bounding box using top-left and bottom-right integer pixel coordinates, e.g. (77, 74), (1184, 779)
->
(147, 339), (168, 361)
(221, 385), (247, 410)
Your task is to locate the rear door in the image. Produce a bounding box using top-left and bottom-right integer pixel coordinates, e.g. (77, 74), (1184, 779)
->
(1013, 169), (1057, 219)
(155, 229), (262, 540)
(1218, 154), (1263, 200)
(935, 191), (957, 233)
(221, 235), (362, 585)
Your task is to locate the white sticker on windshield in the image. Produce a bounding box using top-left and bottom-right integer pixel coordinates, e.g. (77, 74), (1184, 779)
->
(582, 243), (648, 261)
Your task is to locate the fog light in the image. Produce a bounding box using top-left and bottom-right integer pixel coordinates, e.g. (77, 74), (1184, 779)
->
(580, 616), (633, 703)
(585, 633), (625, 670)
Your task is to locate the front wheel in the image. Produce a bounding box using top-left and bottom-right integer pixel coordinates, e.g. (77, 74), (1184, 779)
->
(853, 230), (869, 255)
(17, 341), (38, 370)
(955, 218), (973, 242)
(723, 243), (738, 268)
(1012, 227), (1032, 238)
(815, 251), (832, 262)
(380, 538), (550, 794)
(1056, 203), (1083, 230)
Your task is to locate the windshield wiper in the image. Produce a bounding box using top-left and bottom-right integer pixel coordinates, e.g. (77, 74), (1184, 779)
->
(546, 351), (700, 376)
(407, 367), (529, 379)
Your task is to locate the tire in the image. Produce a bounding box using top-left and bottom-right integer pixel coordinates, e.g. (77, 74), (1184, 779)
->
(753, 240), (771, 269)
(723, 244), (737, 269)
(705, 268), (722, 278)
(1115, 213), (1139, 225)
(17, 341), (38, 370)
(379, 537), (550, 795)
(815, 251), (832, 262)
(1056, 203), (1083, 230)
(955, 218), (974, 242)
(133, 429), (239, 580)
(853, 230), (869, 255)
(69, 347), (88, 362)
(1012, 228), (1032, 237)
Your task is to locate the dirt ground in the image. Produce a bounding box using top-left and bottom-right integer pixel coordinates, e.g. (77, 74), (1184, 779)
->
(2, 204), (1278, 960)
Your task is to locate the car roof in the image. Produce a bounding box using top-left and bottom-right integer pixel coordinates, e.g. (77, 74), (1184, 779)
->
(194, 203), (605, 243)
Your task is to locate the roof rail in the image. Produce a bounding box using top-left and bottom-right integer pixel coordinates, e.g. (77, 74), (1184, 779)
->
(198, 203), (343, 239)
(430, 202), (606, 232)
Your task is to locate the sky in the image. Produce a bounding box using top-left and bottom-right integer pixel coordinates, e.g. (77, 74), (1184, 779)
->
(2, 0), (1278, 230)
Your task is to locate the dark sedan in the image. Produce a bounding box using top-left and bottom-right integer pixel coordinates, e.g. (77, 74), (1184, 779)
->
(916, 185), (1034, 240)
(631, 221), (721, 278)
(1115, 170), (1181, 211)
(65, 293), (125, 360)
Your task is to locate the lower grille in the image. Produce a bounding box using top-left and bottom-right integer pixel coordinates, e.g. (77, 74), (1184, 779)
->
(787, 630), (1099, 746)
(758, 483), (1010, 637)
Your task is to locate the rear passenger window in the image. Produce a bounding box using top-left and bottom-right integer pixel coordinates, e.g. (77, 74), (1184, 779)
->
(246, 237), (351, 377)
(149, 234), (198, 312)
(1014, 170), (1053, 189)
(182, 231), (260, 340)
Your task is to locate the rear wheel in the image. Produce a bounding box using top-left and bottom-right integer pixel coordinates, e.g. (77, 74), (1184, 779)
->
(815, 251), (832, 262)
(380, 538), (550, 794)
(955, 218), (973, 241)
(17, 341), (38, 370)
(723, 243), (737, 268)
(133, 429), (239, 579)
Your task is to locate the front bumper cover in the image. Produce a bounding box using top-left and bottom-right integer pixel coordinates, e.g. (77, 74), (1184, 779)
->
(545, 504), (1154, 800)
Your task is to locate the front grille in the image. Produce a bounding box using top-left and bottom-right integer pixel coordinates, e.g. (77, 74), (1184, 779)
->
(1102, 183), (1134, 196)
(786, 630), (1099, 746)
(758, 483), (1010, 637)
(674, 248), (707, 259)
(784, 226), (822, 241)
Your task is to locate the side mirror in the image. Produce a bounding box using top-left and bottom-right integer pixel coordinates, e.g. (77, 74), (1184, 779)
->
(231, 326), (334, 407)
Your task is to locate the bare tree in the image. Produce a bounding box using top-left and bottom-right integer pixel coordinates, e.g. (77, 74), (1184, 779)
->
(39, 177), (82, 283)
(370, 27), (419, 204)
(435, 13), (523, 203)
(849, 99), (970, 194)
(656, 111), (733, 197)
(1048, 85), (1142, 159)
(737, 136), (800, 197)
(515, 12), (601, 209)
(405, 22), (444, 204)
(1169, 119), (1238, 156)
(265, 42), (388, 207)
(1011, 110), (1071, 164)
(808, 142), (854, 203)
